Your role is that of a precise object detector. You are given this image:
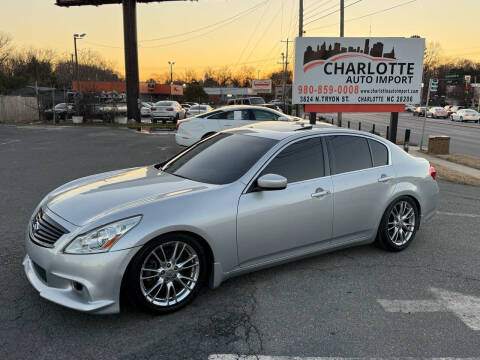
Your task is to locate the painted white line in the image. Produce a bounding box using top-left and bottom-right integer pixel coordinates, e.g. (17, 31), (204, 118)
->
(377, 299), (444, 312)
(0, 139), (20, 146)
(209, 356), (480, 360)
(437, 211), (480, 219)
(378, 287), (480, 331)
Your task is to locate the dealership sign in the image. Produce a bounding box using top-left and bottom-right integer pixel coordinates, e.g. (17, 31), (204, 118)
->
(252, 79), (272, 94)
(293, 37), (425, 109)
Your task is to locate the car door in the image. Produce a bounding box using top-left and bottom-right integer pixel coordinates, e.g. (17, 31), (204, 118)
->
(325, 135), (396, 242)
(218, 109), (252, 130)
(237, 136), (334, 266)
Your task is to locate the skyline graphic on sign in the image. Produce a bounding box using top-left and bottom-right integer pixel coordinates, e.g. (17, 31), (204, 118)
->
(303, 39), (396, 66)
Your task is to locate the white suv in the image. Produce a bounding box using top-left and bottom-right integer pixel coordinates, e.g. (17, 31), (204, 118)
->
(175, 105), (298, 146)
(151, 101), (186, 123)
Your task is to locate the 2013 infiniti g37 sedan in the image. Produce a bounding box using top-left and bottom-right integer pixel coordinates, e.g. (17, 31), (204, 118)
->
(24, 122), (438, 315)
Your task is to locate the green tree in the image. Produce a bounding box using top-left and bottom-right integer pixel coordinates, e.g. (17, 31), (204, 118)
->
(183, 82), (208, 103)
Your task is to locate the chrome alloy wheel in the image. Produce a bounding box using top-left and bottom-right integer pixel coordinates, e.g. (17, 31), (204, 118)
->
(387, 201), (416, 246)
(140, 241), (200, 307)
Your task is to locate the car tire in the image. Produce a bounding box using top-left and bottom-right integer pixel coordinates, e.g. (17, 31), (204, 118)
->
(460, 116), (464, 122)
(375, 196), (419, 252)
(125, 233), (207, 315)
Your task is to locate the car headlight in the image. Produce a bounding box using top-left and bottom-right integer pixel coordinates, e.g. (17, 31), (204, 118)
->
(64, 216), (142, 254)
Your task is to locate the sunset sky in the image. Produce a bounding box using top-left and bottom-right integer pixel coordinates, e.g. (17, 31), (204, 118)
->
(2, 0), (480, 81)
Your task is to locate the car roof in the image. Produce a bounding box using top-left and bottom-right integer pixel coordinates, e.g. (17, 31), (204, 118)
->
(212, 105), (282, 112)
(225, 121), (384, 142)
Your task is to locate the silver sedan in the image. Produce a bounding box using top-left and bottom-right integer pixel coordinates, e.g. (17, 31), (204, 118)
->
(23, 122), (438, 314)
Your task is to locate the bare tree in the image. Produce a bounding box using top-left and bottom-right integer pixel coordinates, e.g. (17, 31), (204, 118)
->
(182, 68), (198, 84)
(213, 66), (232, 87)
(0, 32), (12, 66)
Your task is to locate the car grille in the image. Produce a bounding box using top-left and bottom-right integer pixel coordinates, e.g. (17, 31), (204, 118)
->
(30, 209), (69, 248)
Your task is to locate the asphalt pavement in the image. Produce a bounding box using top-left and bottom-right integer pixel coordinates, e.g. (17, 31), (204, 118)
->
(320, 112), (480, 157)
(1, 125), (479, 360)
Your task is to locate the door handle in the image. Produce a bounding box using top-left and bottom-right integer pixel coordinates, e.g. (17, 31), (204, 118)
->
(378, 175), (393, 183)
(311, 189), (330, 198)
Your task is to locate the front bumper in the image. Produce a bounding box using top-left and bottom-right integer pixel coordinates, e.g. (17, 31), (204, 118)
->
(24, 230), (139, 314)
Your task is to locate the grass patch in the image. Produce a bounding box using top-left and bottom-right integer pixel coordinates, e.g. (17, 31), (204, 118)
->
(1, 121), (176, 131)
(430, 161), (480, 187)
(426, 152), (480, 171)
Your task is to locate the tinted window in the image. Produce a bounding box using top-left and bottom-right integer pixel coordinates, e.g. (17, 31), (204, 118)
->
(163, 133), (278, 185)
(260, 138), (324, 183)
(250, 97), (265, 105)
(326, 135), (372, 175)
(368, 139), (389, 167)
(206, 111), (227, 119)
(252, 109), (278, 121)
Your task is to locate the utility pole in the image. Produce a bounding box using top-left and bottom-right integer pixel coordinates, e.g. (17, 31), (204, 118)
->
(337, 0), (344, 127)
(281, 38), (293, 114)
(168, 61), (175, 100)
(420, 79), (432, 150)
(122, 0), (140, 122)
(299, 0), (303, 37)
(278, 52), (286, 110)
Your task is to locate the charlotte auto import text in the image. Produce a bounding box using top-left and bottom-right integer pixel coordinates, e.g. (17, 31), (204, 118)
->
(323, 61), (416, 84)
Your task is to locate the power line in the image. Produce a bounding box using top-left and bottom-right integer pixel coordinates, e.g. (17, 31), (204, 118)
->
(306, 0), (417, 31)
(243, 4), (284, 64)
(304, 0), (335, 14)
(139, 0), (269, 43)
(304, 0), (363, 27)
(140, 2), (268, 49)
(235, 0), (272, 67)
(304, 1), (340, 21)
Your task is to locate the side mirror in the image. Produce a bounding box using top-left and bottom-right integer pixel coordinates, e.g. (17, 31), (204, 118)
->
(257, 174), (287, 190)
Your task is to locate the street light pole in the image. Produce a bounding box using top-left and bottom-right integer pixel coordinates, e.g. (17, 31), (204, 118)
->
(73, 33), (86, 94)
(168, 61), (175, 100)
(73, 33), (86, 117)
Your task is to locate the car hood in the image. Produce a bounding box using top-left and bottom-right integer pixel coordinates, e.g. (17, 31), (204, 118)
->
(46, 166), (211, 226)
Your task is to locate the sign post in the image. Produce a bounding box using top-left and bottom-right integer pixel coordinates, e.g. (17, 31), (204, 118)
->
(420, 78), (436, 151)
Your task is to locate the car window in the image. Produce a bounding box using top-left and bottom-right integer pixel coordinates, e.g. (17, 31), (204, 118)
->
(242, 99), (250, 105)
(162, 133), (278, 185)
(205, 111), (226, 119)
(156, 101), (173, 106)
(252, 109), (279, 121)
(225, 110), (250, 120)
(260, 137), (325, 183)
(368, 139), (389, 167)
(326, 135), (373, 175)
(250, 97), (265, 105)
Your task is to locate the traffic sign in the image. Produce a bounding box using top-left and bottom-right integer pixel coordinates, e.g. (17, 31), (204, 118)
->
(446, 74), (459, 78)
(465, 75), (471, 82)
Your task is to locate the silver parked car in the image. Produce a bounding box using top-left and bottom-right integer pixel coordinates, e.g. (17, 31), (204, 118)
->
(24, 122), (438, 315)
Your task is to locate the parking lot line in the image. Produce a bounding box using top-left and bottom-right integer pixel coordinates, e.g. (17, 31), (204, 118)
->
(437, 211), (480, 218)
(209, 356), (480, 360)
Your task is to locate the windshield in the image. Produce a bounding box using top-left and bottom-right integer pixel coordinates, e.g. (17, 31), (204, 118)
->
(162, 133), (278, 185)
(250, 97), (265, 105)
